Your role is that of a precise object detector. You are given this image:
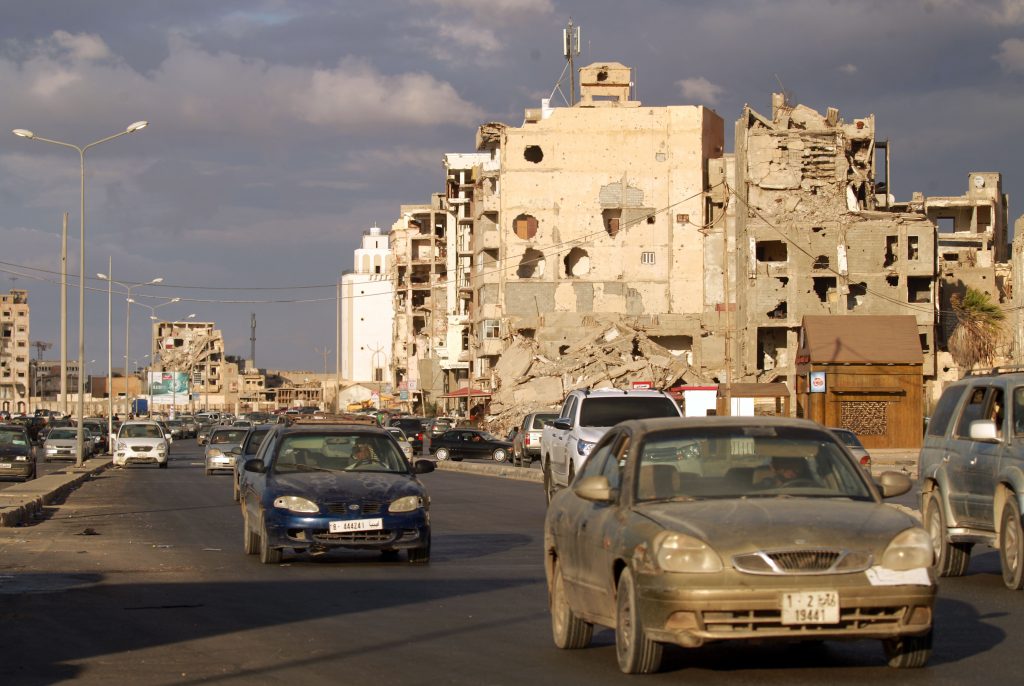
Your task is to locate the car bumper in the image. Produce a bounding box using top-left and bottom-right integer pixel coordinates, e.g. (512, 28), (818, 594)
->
(0, 461), (34, 478)
(114, 451), (167, 466)
(206, 455), (236, 471)
(636, 571), (935, 648)
(265, 509), (430, 552)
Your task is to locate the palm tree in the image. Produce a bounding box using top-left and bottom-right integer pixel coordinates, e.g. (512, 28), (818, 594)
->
(948, 288), (1005, 374)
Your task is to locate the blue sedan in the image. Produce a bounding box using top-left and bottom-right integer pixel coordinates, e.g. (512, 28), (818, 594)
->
(240, 423), (434, 564)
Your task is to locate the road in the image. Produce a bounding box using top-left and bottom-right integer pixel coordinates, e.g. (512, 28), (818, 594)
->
(0, 441), (1020, 685)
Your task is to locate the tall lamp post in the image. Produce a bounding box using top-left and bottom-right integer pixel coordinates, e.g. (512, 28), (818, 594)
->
(13, 121), (148, 467)
(98, 275), (163, 419)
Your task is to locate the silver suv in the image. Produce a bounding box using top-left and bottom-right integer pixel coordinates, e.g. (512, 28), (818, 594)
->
(919, 369), (1024, 589)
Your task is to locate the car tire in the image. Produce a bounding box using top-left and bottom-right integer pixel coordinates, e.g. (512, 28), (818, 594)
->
(408, 533), (430, 564)
(205, 468), (213, 476)
(243, 509), (258, 555)
(882, 629), (932, 669)
(259, 516), (283, 564)
(380, 549), (400, 562)
(158, 461), (168, 469)
(550, 558), (593, 649)
(435, 448), (449, 462)
(492, 448), (508, 463)
(923, 491), (971, 576)
(999, 496), (1024, 590)
(615, 569), (663, 674)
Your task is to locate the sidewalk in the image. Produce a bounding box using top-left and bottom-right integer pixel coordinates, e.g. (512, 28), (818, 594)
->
(0, 457), (112, 527)
(869, 449), (920, 479)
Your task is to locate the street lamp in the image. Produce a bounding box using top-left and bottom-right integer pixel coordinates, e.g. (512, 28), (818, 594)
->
(98, 275), (163, 419)
(13, 121), (149, 467)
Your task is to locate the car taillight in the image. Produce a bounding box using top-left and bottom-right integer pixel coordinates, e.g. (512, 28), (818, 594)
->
(860, 455), (871, 465)
(416, 432), (423, 441)
(525, 435), (532, 445)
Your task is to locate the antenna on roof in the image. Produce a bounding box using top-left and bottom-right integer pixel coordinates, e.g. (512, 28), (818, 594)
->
(549, 18), (581, 107)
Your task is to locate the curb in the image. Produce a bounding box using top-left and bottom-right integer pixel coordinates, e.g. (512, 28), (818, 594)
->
(433, 459), (544, 483)
(0, 457), (112, 527)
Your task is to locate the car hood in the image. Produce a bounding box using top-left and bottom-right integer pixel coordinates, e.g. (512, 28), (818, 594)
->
(118, 437), (166, 447)
(576, 427), (610, 443)
(634, 498), (918, 554)
(270, 471), (424, 504)
(45, 439), (79, 448)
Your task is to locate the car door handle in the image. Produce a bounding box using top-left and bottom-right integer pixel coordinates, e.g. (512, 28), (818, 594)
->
(969, 456), (979, 466)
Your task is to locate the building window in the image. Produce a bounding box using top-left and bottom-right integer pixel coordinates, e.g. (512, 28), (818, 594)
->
(641, 251), (655, 264)
(483, 320), (500, 339)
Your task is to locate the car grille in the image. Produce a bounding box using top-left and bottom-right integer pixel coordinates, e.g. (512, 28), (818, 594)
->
(702, 606), (908, 634)
(324, 500), (384, 515)
(131, 445), (152, 452)
(732, 548), (869, 575)
(313, 530), (395, 543)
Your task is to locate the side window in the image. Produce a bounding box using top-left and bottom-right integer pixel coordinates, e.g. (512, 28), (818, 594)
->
(954, 387), (988, 439)
(578, 435), (616, 482)
(985, 387), (1006, 438)
(929, 386), (966, 437)
(258, 431), (278, 466)
(604, 433), (630, 491)
(1014, 388), (1024, 436)
(560, 396), (574, 418)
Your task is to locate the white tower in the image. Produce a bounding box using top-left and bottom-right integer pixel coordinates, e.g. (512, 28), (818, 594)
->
(341, 226), (394, 387)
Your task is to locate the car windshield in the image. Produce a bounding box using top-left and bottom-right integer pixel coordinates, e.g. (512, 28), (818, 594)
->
(273, 433), (408, 474)
(634, 425), (874, 502)
(0, 429), (30, 455)
(48, 428), (80, 440)
(211, 429), (247, 444)
(579, 397), (679, 427)
(120, 424), (163, 439)
(244, 429), (270, 455)
(531, 413), (558, 429)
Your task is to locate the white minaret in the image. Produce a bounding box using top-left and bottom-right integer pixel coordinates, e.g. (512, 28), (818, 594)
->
(341, 226), (394, 387)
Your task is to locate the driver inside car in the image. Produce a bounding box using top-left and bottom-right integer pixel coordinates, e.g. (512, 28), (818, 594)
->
(758, 456), (815, 487)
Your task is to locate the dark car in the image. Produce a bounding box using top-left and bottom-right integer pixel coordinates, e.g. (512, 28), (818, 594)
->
(239, 417), (434, 564)
(389, 416), (430, 454)
(81, 418), (111, 454)
(233, 423), (274, 502)
(0, 423), (36, 481)
(431, 428), (512, 463)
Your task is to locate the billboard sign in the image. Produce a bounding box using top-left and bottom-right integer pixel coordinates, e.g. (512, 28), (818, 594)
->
(148, 371), (190, 405)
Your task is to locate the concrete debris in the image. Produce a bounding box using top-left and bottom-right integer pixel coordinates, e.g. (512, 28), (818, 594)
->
(483, 319), (703, 435)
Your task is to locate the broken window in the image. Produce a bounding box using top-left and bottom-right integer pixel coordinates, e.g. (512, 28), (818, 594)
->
(757, 327), (788, 373)
(755, 240), (787, 262)
(977, 206), (992, 231)
(920, 333), (930, 354)
(524, 145), (544, 163)
(462, 329), (470, 351)
(517, 249), (546, 278)
(483, 320), (500, 339)
(886, 275), (899, 287)
(650, 336), (693, 361)
(641, 251), (655, 264)
(884, 236), (897, 267)
(908, 276), (932, 303)
(512, 214), (538, 240)
(564, 247), (591, 277)
(907, 236), (919, 261)
(812, 226), (825, 234)
(936, 217), (955, 233)
(767, 301), (788, 319)
(846, 282), (867, 310)
(813, 276), (837, 302)
(603, 209), (622, 236)
(812, 254), (830, 270)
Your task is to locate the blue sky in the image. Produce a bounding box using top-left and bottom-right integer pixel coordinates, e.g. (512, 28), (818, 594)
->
(2, 0), (1021, 371)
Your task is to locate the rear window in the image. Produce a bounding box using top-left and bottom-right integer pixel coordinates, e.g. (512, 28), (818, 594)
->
(531, 414), (558, 430)
(211, 429), (248, 444)
(579, 397), (680, 427)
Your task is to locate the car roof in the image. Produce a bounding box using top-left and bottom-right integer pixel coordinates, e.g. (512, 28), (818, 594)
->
(618, 416), (828, 434)
(569, 388), (675, 398)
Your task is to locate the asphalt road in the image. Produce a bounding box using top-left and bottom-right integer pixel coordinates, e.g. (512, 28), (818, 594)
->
(0, 442), (1021, 685)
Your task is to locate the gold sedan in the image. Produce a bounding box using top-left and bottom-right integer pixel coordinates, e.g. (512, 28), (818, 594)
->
(544, 417), (935, 674)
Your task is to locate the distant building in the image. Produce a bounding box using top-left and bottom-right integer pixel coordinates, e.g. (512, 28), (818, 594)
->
(0, 289), (30, 413)
(341, 226), (394, 388)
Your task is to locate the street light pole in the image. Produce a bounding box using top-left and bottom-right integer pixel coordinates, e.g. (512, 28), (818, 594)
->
(13, 121), (148, 467)
(98, 275), (163, 419)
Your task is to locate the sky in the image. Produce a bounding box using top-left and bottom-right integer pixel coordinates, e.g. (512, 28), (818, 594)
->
(1, 0), (1022, 374)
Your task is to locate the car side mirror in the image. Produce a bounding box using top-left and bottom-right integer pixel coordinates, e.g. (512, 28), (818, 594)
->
(969, 419), (1000, 442)
(574, 475), (616, 503)
(165, 434), (173, 442)
(552, 418), (573, 431)
(875, 471), (912, 498)
(229, 446), (242, 455)
(243, 458), (266, 474)
(413, 459), (435, 474)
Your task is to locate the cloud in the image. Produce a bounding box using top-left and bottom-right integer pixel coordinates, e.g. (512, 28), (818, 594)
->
(995, 37), (1024, 73)
(922, 0), (1024, 26)
(676, 76), (724, 106)
(50, 30), (113, 61)
(420, 0), (554, 21)
(838, 63), (858, 75)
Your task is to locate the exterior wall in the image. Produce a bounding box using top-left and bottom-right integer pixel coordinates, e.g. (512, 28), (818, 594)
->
(342, 226), (394, 384)
(0, 290), (30, 412)
(150, 321), (231, 408)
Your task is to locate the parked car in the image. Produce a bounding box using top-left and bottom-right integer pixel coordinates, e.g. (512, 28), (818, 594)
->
(0, 423), (36, 481)
(546, 416), (935, 673)
(113, 420), (170, 468)
(513, 411), (559, 467)
(431, 428), (512, 463)
(232, 424), (274, 502)
(205, 427), (249, 476)
(42, 427), (95, 462)
(239, 416), (434, 564)
(919, 370), (1024, 589)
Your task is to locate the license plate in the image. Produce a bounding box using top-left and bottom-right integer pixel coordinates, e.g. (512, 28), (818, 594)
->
(0, 463), (11, 469)
(781, 591), (839, 625)
(329, 518), (383, 533)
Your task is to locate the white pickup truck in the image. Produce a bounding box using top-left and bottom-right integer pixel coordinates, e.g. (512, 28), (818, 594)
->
(540, 387), (683, 502)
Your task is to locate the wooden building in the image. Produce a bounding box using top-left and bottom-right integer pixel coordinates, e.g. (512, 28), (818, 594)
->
(796, 315), (924, 449)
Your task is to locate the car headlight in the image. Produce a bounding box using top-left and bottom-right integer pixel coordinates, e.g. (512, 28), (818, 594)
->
(116, 441), (128, 451)
(156, 443), (167, 455)
(389, 495), (424, 513)
(208, 448), (224, 458)
(881, 527), (933, 571)
(576, 439), (595, 457)
(45, 446), (57, 454)
(653, 531), (723, 573)
(273, 495), (319, 513)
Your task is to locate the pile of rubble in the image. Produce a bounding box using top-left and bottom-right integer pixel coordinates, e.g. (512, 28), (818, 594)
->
(482, 319), (699, 434)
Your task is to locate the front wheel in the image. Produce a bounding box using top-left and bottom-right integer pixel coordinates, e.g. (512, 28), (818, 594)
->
(551, 558), (593, 649)
(999, 496), (1024, 590)
(243, 508), (258, 555)
(492, 448), (508, 463)
(259, 517), (283, 564)
(408, 533), (430, 564)
(923, 491), (971, 576)
(616, 569), (663, 674)
(158, 461), (168, 469)
(435, 448), (450, 462)
(883, 629), (932, 668)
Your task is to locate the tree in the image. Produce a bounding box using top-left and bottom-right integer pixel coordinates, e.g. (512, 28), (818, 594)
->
(948, 288), (1006, 374)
